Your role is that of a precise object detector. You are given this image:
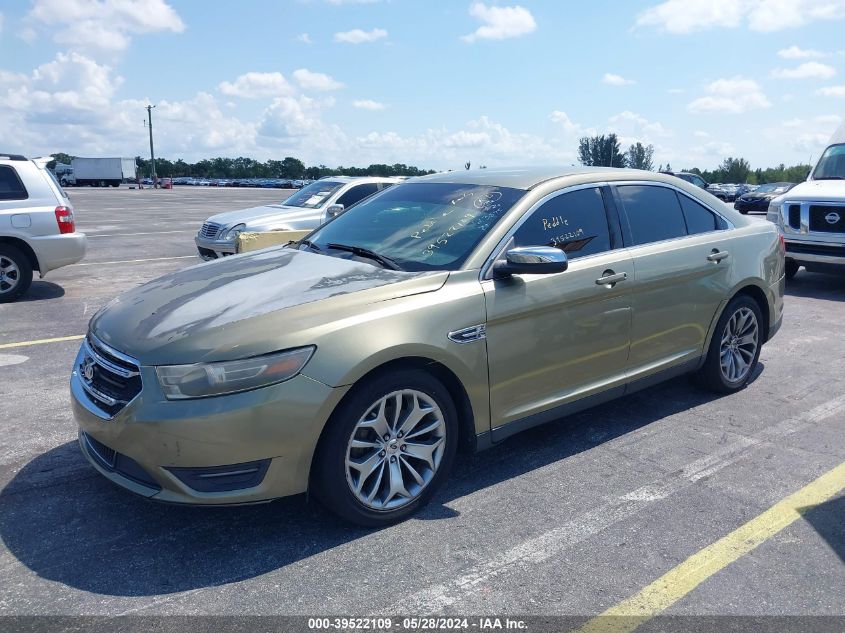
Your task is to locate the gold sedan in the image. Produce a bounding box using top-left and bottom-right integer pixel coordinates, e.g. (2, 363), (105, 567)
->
(71, 167), (784, 525)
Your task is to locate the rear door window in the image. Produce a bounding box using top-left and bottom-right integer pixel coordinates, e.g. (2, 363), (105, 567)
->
(617, 185), (687, 246)
(0, 166), (28, 201)
(679, 194), (725, 234)
(512, 186), (612, 259)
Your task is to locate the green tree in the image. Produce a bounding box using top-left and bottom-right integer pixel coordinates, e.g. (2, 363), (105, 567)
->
(626, 142), (655, 170)
(718, 157), (751, 183)
(578, 134), (627, 167)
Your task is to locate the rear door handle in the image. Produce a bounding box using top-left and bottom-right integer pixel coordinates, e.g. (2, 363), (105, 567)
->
(707, 250), (730, 263)
(595, 271), (628, 286)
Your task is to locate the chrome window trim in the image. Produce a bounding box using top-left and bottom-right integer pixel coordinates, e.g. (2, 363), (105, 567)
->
(480, 182), (613, 281)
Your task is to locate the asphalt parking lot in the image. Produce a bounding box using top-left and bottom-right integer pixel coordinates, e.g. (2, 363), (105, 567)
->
(0, 187), (843, 629)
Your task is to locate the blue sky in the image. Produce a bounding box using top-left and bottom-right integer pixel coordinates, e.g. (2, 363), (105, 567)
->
(1, 0), (844, 170)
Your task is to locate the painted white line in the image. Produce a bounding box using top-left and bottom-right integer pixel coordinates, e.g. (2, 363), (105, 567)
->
(397, 394), (845, 613)
(0, 354), (28, 367)
(69, 255), (197, 266)
(86, 230), (196, 238)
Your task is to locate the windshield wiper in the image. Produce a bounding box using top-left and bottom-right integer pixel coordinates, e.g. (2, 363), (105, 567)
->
(814, 176), (845, 180)
(326, 243), (404, 271)
(298, 239), (322, 252)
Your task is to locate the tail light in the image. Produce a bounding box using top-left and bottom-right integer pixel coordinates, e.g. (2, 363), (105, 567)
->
(55, 206), (75, 234)
(779, 234), (786, 252)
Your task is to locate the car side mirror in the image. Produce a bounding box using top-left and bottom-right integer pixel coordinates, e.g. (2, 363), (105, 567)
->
(492, 246), (568, 278)
(326, 204), (345, 218)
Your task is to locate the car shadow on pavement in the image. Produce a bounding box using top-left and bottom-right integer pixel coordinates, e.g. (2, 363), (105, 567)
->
(785, 271), (845, 302)
(0, 374), (744, 597)
(18, 281), (65, 302)
(799, 494), (844, 564)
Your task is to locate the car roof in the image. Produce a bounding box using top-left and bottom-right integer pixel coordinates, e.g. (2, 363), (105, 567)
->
(319, 175), (400, 183)
(412, 166), (681, 190)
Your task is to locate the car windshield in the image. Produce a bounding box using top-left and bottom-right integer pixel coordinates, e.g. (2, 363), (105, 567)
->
(282, 180), (344, 208)
(305, 182), (526, 271)
(756, 183), (792, 194)
(813, 144), (845, 180)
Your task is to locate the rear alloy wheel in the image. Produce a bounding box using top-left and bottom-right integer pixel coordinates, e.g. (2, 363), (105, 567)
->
(313, 369), (458, 526)
(696, 296), (762, 393)
(0, 245), (33, 303)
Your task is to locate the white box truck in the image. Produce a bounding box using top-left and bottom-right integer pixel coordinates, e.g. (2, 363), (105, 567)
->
(67, 157), (137, 187)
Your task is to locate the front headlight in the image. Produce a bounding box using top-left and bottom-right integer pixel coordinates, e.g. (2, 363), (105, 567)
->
(155, 346), (315, 400)
(766, 202), (782, 226)
(224, 223), (246, 241)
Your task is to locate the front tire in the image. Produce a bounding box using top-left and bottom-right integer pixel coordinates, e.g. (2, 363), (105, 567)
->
(312, 369), (458, 526)
(0, 244), (33, 303)
(695, 295), (763, 393)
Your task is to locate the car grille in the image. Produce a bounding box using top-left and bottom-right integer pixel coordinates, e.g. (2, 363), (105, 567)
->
(199, 222), (222, 239)
(788, 204), (801, 230)
(78, 335), (142, 417)
(809, 205), (845, 233)
(81, 432), (160, 491)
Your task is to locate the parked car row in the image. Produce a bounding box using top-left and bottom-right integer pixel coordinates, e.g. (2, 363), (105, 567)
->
(171, 177), (311, 188)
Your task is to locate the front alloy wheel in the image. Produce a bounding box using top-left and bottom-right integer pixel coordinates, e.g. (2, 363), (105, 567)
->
(313, 369), (458, 526)
(346, 390), (446, 511)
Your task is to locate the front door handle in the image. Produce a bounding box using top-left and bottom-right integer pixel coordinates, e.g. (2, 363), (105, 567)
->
(707, 250), (730, 263)
(595, 271), (628, 286)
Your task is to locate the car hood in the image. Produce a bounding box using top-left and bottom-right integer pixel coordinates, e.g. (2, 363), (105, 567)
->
(90, 248), (448, 365)
(777, 179), (845, 202)
(206, 204), (321, 228)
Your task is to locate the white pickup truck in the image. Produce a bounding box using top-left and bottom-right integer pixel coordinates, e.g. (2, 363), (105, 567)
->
(0, 154), (87, 302)
(767, 124), (845, 279)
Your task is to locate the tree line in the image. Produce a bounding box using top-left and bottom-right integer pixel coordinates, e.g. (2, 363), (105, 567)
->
(48, 153), (436, 180)
(49, 139), (813, 185)
(576, 133), (811, 184)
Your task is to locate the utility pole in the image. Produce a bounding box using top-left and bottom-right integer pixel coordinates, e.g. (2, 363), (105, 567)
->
(146, 104), (157, 188)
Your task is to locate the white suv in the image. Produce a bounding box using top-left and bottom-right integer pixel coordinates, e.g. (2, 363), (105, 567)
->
(0, 154), (87, 302)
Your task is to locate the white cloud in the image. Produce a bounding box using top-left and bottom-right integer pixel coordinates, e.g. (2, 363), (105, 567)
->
(764, 115), (843, 153)
(27, 0), (184, 54)
(549, 111), (584, 136)
(636, 0), (845, 33)
(218, 72), (294, 98)
(353, 99), (387, 110)
(688, 77), (771, 114)
(295, 33), (312, 44)
(603, 73), (636, 86)
(608, 111), (671, 139)
(817, 85), (845, 97)
(772, 61), (837, 79)
(293, 68), (344, 91)
(461, 2), (537, 43)
(694, 130), (710, 137)
(333, 28), (387, 43)
(778, 45), (825, 59)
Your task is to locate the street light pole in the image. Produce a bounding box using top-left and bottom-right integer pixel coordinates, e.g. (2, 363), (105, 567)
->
(146, 104), (157, 188)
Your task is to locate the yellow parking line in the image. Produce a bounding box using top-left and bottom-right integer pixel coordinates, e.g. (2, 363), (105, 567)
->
(0, 335), (85, 350)
(574, 460), (845, 633)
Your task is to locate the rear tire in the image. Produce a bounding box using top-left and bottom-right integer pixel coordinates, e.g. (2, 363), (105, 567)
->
(785, 259), (800, 280)
(312, 368), (458, 527)
(0, 244), (33, 303)
(695, 295), (763, 393)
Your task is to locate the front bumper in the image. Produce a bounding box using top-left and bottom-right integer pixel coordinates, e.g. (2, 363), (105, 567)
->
(28, 232), (87, 275)
(785, 240), (845, 269)
(70, 346), (350, 505)
(194, 235), (236, 260)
